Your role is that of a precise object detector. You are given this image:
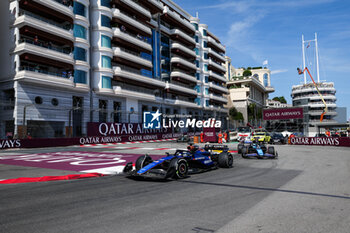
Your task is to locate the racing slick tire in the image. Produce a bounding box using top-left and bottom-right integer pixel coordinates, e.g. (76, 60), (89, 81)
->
(218, 152), (233, 168)
(267, 146), (278, 159)
(166, 158), (188, 179)
(267, 146), (275, 155)
(237, 144), (243, 154)
(135, 155), (153, 171)
(241, 147), (248, 158)
(174, 159), (189, 179)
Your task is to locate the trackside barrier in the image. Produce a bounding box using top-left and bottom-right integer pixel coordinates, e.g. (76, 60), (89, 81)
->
(290, 137), (350, 147)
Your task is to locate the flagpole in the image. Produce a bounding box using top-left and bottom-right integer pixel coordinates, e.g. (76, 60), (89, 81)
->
(315, 32), (320, 83)
(302, 34), (307, 84)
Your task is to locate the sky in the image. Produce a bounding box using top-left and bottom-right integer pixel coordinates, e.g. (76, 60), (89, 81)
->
(174, 0), (350, 118)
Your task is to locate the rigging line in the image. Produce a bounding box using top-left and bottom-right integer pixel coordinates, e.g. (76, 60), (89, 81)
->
(304, 67), (328, 122)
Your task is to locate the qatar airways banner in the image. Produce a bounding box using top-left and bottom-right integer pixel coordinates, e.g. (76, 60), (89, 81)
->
(263, 108), (303, 120)
(290, 137), (350, 147)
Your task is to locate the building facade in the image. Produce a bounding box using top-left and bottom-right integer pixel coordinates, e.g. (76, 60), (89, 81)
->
(225, 59), (274, 125)
(266, 99), (292, 108)
(0, 0), (227, 138)
(291, 82), (337, 136)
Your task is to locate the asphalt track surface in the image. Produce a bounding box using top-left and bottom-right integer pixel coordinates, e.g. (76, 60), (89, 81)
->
(1, 143), (350, 233)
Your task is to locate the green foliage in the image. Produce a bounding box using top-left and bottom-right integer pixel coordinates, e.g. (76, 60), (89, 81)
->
(272, 96), (287, 104)
(243, 70), (252, 77)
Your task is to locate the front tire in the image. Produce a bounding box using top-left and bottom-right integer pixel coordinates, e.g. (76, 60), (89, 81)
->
(174, 159), (188, 179)
(237, 144), (243, 154)
(241, 147), (248, 158)
(135, 155), (152, 171)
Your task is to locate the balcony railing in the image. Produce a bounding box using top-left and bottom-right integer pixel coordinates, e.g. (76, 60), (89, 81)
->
(53, 0), (73, 7)
(19, 10), (72, 31)
(19, 66), (72, 79)
(19, 38), (71, 55)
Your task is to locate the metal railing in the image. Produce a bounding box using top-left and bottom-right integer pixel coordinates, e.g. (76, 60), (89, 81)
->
(19, 38), (72, 54)
(19, 66), (72, 79)
(19, 10), (72, 31)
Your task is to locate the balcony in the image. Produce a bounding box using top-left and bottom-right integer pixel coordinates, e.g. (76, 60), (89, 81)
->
(15, 68), (74, 88)
(165, 83), (197, 97)
(208, 59), (226, 73)
(164, 98), (199, 108)
(15, 42), (74, 65)
(209, 71), (227, 83)
(162, 6), (195, 35)
(207, 37), (225, 53)
(171, 57), (197, 71)
(140, 0), (164, 14)
(113, 66), (165, 88)
(113, 28), (152, 52)
(113, 86), (159, 101)
(112, 9), (152, 36)
(113, 0), (151, 20)
(204, 105), (228, 112)
(209, 82), (228, 94)
(208, 48), (225, 63)
(209, 94), (228, 104)
(171, 71), (197, 84)
(308, 102), (337, 108)
(113, 47), (152, 69)
(171, 43), (196, 59)
(15, 12), (74, 42)
(309, 110), (337, 116)
(33, 0), (74, 19)
(170, 29), (196, 47)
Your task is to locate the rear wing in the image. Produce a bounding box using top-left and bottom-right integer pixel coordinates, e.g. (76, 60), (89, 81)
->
(204, 144), (228, 151)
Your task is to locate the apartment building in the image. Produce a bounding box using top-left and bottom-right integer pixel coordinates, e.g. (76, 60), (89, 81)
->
(0, 0), (227, 138)
(225, 58), (274, 124)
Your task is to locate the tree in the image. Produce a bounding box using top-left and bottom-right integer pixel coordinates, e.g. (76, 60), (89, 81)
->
(229, 107), (238, 120)
(243, 69), (252, 77)
(272, 96), (287, 104)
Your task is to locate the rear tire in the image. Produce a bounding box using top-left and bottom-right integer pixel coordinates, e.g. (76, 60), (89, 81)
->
(237, 144), (243, 154)
(267, 146), (275, 155)
(135, 155), (152, 171)
(241, 147), (247, 158)
(218, 152), (233, 168)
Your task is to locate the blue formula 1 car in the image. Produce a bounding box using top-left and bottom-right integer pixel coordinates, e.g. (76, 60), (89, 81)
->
(123, 145), (233, 180)
(241, 141), (278, 159)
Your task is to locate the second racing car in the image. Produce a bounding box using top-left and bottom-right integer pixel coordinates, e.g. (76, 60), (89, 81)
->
(239, 140), (278, 159)
(123, 144), (233, 180)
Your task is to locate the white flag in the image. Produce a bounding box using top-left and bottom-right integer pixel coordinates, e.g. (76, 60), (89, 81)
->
(263, 60), (268, 66)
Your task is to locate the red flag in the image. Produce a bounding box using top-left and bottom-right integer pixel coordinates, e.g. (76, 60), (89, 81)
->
(297, 68), (304, 75)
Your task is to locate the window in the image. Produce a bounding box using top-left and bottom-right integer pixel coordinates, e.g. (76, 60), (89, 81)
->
(203, 41), (207, 48)
(51, 98), (59, 106)
(101, 0), (111, 8)
(195, 98), (201, 105)
(196, 73), (200, 80)
(196, 60), (199, 68)
(204, 53), (208, 59)
(101, 56), (111, 68)
(74, 47), (86, 61)
(73, 24), (86, 39)
(204, 64), (208, 71)
(192, 23), (198, 30)
(102, 76), (112, 89)
(101, 35), (111, 48)
(263, 73), (269, 87)
(195, 36), (199, 43)
(205, 100), (209, 107)
(203, 29), (207, 36)
(74, 70), (87, 84)
(101, 15), (111, 28)
(73, 2), (86, 17)
(35, 96), (43, 104)
(194, 48), (199, 55)
(195, 85), (200, 93)
(99, 99), (108, 122)
(205, 88), (209, 95)
(205, 76), (209, 83)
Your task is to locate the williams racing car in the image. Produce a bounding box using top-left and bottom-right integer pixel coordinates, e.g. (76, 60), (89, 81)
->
(123, 145), (233, 180)
(240, 141), (278, 159)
